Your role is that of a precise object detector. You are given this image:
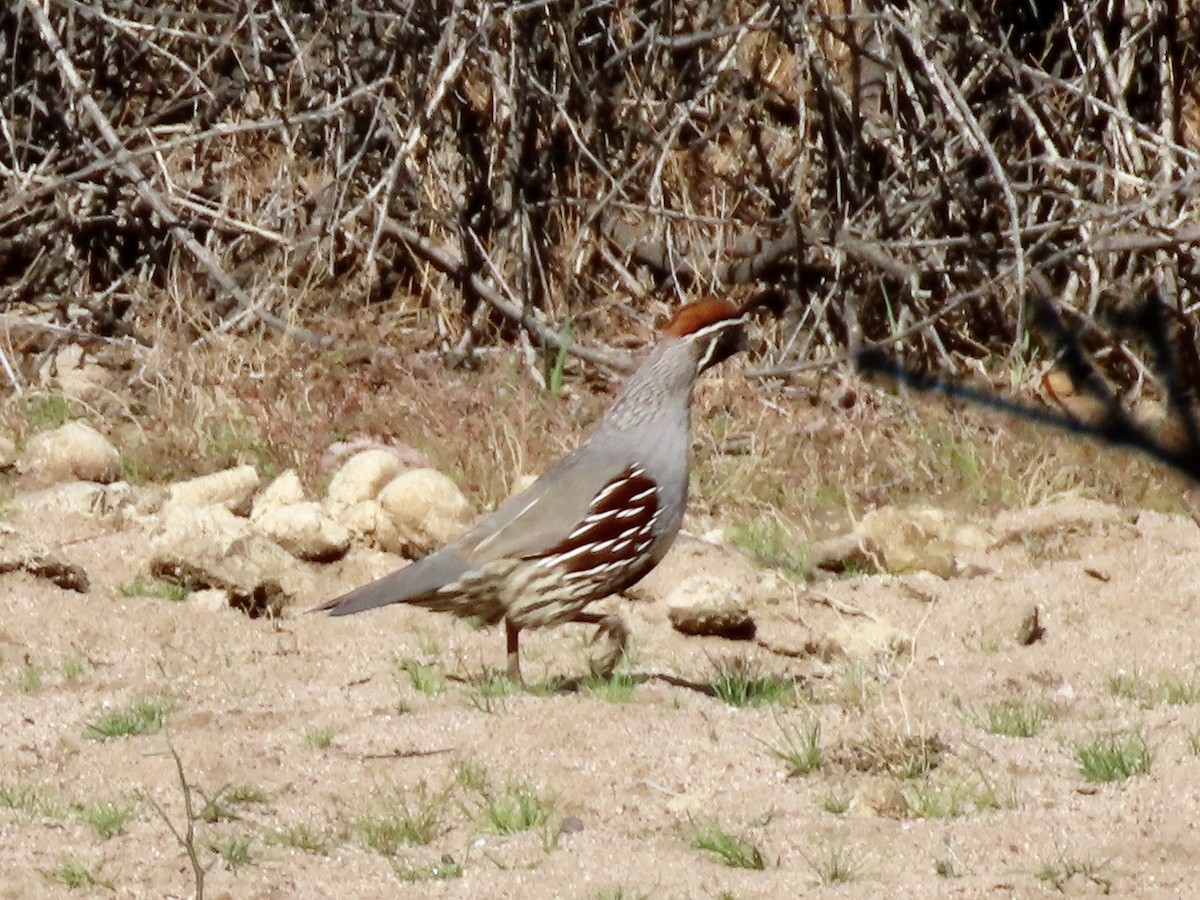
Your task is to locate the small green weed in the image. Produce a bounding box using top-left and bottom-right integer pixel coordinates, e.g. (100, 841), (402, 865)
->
(266, 823), (331, 854)
(1076, 730), (1153, 783)
(934, 847), (967, 878)
(688, 822), (765, 870)
(78, 799), (135, 839)
(394, 855), (465, 882)
(207, 834), (253, 870)
(305, 726), (337, 750)
(477, 782), (555, 835)
(396, 659), (446, 696)
(595, 889), (651, 900)
(85, 696), (173, 740)
(45, 859), (112, 890)
(903, 782), (970, 819)
(61, 656), (86, 681)
(805, 843), (862, 884)
(708, 657), (795, 707)
(820, 792), (851, 815)
(1106, 671), (1145, 700)
(1155, 676), (1200, 705)
(16, 663), (43, 694)
(965, 697), (1053, 737)
(1035, 855), (1112, 892)
(763, 718), (822, 776)
(581, 669), (638, 703)
(355, 787), (446, 855)
(454, 760), (489, 792)
(200, 784), (266, 823)
(0, 784), (38, 812)
(465, 669), (518, 712)
(24, 394), (73, 430)
(725, 519), (809, 578)
(119, 576), (190, 603)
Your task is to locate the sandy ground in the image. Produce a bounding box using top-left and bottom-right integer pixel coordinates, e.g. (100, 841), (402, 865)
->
(4, 492), (1200, 899)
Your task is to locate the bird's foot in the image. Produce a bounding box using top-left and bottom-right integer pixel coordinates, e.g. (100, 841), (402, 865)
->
(586, 613), (630, 679)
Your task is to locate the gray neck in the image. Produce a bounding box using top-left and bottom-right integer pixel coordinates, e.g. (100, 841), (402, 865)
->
(599, 339), (698, 433)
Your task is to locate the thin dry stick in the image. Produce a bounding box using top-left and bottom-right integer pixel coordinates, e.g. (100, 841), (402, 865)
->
(143, 743), (206, 900)
(380, 217), (633, 373)
(22, 0), (330, 351)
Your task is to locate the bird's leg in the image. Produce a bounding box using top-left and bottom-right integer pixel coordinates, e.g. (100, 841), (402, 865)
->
(572, 611), (630, 678)
(505, 619), (523, 685)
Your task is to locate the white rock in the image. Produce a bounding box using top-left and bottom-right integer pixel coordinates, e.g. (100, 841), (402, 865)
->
(16, 481), (136, 519)
(252, 469), (306, 518)
(0, 434), (16, 470)
(325, 450), (405, 507)
(22, 421), (120, 484)
(190, 588), (232, 614)
(377, 468), (472, 555)
(329, 499), (403, 553)
(46, 344), (115, 403)
(665, 574), (756, 639)
(857, 507), (958, 578)
(511, 473), (539, 495)
(165, 465), (261, 516)
(149, 505), (301, 614)
(253, 501), (351, 562)
(823, 618), (909, 661)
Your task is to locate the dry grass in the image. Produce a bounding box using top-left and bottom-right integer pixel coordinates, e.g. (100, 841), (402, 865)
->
(3, 315), (1188, 538)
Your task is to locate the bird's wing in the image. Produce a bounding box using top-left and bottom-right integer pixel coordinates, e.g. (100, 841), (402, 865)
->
(311, 546), (473, 616)
(461, 449), (631, 563)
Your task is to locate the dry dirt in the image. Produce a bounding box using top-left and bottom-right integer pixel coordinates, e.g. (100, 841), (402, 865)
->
(4, 488), (1200, 899)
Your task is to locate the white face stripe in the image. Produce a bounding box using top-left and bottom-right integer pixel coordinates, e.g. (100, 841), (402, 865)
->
(690, 314), (746, 371)
(686, 314), (747, 340)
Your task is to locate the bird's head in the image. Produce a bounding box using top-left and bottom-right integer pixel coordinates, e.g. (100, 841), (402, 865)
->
(662, 297), (749, 374)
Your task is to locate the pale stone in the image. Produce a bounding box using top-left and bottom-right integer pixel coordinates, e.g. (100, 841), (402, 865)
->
(665, 574), (756, 639)
(16, 481), (136, 519)
(253, 501), (351, 562)
(252, 470), (306, 517)
(149, 505), (298, 616)
(325, 450), (405, 507)
(22, 421), (121, 484)
(857, 507), (958, 578)
(376, 468), (472, 556)
(47, 344), (115, 403)
(0, 434), (16, 470)
(165, 465), (261, 516)
(328, 499), (404, 554)
(190, 588), (232, 614)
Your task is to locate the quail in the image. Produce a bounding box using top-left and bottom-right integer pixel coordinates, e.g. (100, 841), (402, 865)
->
(315, 298), (750, 681)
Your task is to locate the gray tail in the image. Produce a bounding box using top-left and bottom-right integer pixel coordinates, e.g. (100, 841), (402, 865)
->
(309, 547), (473, 617)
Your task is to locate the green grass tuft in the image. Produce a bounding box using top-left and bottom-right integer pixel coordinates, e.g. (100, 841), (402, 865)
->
(964, 697), (1053, 737)
(84, 697), (173, 740)
(581, 670), (639, 703)
(708, 657), (795, 707)
(77, 799), (136, 839)
(207, 833), (254, 870)
(725, 519), (809, 578)
(355, 787), (446, 855)
(1076, 730), (1153, 783)
(688, 822), (765, 870)
(45, 858), (113, 890)
(305, 726), (337, 750)
(265, 823), (332, 854)
(763, 718), (822, 776)
(478, 782), (555, 835)
(119, 576), (191, 602)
